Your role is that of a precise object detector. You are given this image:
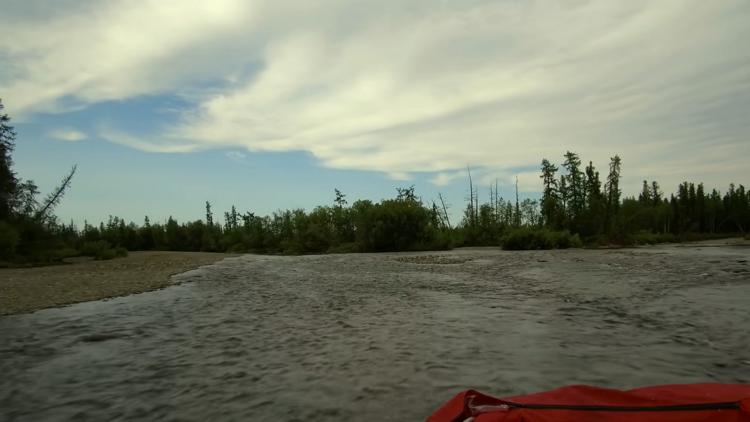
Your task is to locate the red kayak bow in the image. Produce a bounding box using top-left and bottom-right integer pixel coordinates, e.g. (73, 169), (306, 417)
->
(428, 383), (750, 422)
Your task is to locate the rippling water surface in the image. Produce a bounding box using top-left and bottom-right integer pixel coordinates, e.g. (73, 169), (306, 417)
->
(1, 245), (749, 421)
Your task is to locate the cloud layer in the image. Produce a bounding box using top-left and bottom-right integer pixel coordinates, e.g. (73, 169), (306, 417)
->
(49, 129), (88, 142)
(2, 0), (749, 191)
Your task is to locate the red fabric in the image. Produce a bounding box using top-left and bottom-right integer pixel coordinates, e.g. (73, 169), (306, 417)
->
(427, 384), (750, 422)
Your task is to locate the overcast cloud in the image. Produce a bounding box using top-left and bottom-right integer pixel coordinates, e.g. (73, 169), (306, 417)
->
(2, 0), (748, 191)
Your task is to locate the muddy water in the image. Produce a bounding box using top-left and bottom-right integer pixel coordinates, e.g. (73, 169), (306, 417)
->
(1, 245), (749, 421)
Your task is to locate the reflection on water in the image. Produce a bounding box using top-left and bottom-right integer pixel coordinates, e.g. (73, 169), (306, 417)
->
(1, 246), (749, 421)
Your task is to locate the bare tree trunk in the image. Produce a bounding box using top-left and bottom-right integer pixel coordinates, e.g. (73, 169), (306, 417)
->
(467, 166), (475, 227)
(438, 193), (451, 229)
(495, 179), (499, 222)
(36, 165), (77, 222)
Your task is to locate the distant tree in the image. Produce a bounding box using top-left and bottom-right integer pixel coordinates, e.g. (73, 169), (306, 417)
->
(651, 181), (662, 206)
(0, 99), (18, 220)
(639, 180), (652, 205)
(15, 180), (39, 217)
(696, 183), (706, 232)
(539, 159), (559, 227)
(562, 151), (585, 227)
(514, 176), (521, 227)
(583, 161), (604, 235)
(35, 165), (77, 223)
(140, 216), (155, 250)
(224, 205), (239, 231)
(334, 189), (347, 208)
(604, 155), (622, 233)
(520, 198), (540, 226)
(438, 193), (451, 229)
(332, 189), (353, 244)
(396, 185), (417, 202)
(465, 166), (477, 227)
(558, 174), (568, 222)
(205, 201), (214, 227)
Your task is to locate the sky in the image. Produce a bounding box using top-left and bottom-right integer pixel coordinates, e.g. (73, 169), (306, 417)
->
(1, 0), (749, 226)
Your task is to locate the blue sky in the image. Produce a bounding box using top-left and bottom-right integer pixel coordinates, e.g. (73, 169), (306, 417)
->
(2, 1), (749, 226)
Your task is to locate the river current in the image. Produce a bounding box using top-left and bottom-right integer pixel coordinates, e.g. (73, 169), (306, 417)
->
(1, 245), (749, 421)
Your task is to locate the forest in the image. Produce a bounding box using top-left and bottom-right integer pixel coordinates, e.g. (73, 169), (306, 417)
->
(1, 99), (748, 264)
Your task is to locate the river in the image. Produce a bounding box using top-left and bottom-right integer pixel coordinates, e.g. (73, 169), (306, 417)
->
(1, 244), (749, 421)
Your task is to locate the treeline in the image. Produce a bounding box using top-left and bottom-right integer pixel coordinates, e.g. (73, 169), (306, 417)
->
(624, 180), (749, 237)
(69, 150), (747, 256)
(63, 187), (451, 256)
(454, 151), (749, 248)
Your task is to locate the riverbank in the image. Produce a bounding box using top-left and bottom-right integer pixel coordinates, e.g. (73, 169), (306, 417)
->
(0, 251), (237, 315)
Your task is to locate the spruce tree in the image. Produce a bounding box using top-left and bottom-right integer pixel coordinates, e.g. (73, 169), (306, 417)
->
(562, 151), (584, 225)
(0, 100), (18, 220)
(539, 159), (559, 227)
(604, 155), (622, 234)
(205, 201), (214, 227)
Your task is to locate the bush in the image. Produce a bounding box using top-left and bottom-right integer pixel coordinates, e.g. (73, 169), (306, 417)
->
(113, 246), (128, 257)
(81, 240), (111, 256)
(632, 230), (658, 245)
(639, 232), (678, 244)
(52, 247), (80, 260)
(97, 248), (117, 260)
(80, 240), (128, 260)
(279, 239), (304, 255)
(327, 242), (360, 254)
(501, 227), (581, 250)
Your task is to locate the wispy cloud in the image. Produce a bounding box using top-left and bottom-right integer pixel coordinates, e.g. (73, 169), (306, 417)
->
(2, 1), (749, 192)
(225, 151), (247, 162)
(49, 128), (87, 142)
(430, 171), (465, 187)
(99, 128), (199, 153)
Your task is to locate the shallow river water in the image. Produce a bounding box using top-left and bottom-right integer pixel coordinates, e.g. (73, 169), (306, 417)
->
(1, 245), (749, 421)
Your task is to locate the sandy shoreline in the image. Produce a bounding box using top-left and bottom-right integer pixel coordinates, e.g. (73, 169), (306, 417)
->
(0, 251), (237, 315)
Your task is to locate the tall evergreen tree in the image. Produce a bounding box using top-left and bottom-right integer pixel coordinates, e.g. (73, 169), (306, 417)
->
(696, 183), (706, 232)
(639, 180), (652, 204)
(562, 151), (585, 225)
(651, 181), (662, 206)
(584, 161), (603, 235)
(0, 100), (18, 220)
(205, 201), (214, 227)
(539, 159), (559, 227)
(604, 155), (622, 232)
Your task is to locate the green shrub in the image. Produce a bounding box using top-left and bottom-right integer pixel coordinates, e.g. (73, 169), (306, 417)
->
(113, 246), (128, 257)
(327, 242), (360, 254)
(80, 240), (128, 260)
(280, 239), (304, 255)
(53, 247), (80, 260)
(97, 248), (117, 260)
(501, 227), (581, 250)
(633, 230), (658, 245)
(94, 247), (127, 260)
(81, 240), (111, 256)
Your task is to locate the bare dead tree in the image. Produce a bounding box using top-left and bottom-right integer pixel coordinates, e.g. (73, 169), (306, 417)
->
(438, 192), (451, 229)
(36, 165), (77, 223)
(466, 166), (475, 227)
